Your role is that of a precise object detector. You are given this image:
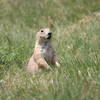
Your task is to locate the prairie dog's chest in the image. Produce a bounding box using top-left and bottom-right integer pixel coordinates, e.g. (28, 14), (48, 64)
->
(41, 44), (54, 61)
(35, 43), (55, 63)
(40, 44), (53, 58)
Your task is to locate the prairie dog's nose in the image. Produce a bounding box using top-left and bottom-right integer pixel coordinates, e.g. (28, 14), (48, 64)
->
(48, 32), (52, 35)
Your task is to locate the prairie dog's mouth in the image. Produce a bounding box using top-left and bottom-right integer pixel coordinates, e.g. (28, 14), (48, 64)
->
(47, 35), (52, 39)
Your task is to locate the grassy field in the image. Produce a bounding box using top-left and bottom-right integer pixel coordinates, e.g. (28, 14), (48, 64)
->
(0, 0), (100, 100)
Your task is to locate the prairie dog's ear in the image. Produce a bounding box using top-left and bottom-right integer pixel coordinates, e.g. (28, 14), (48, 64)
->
(36, 31), (39, 35)
(36, 32), (39, 37)
(36, 29), (40, 35)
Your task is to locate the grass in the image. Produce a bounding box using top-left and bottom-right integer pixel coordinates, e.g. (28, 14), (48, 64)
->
(0, 0), (100, 100)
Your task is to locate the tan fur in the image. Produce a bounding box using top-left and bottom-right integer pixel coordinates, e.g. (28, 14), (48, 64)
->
(27, 28), (60, 73)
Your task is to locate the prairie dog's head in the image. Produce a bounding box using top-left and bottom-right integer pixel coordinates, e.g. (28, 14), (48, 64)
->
(36, 28), (52, 43)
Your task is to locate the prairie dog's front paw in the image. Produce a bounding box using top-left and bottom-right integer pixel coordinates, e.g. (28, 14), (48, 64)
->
(46, 65), (52, 70)
(55, 62), (60, 67)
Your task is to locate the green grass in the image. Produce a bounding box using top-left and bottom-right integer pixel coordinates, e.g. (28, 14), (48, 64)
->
(0, 0), (100, 100)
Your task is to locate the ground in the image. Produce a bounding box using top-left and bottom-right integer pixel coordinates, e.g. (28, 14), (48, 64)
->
(0, 0), (100, 100)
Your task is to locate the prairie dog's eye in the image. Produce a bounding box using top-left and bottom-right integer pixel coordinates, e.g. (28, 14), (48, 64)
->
(41, 30), (43, 32)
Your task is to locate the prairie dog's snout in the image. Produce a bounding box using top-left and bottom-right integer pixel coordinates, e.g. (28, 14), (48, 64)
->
(47, 32), (52, 39)
(48, 32), (52, 35)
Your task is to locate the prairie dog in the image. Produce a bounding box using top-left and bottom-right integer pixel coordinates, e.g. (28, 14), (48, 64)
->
(27, 28), (60, 73)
